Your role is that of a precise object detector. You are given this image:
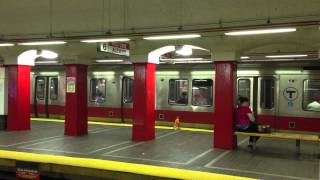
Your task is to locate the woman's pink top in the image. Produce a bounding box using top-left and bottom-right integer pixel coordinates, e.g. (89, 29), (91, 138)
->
(235, 106), (252, 126)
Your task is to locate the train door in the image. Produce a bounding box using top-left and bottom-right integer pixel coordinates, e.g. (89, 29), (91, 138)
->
(120, 76), (133, 123)
(34, 76), (59, 118)
(237, 76), (277, 126)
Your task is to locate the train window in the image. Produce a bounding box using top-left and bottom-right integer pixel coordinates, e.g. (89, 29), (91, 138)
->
(303, 80), (320, 112)
(260, 79), (275, 109)
(238, 79), (251, 101)
(90, 79), (106, 103)
(192, 79), (213, 106)
(36, 77), (45, 100)
(50, 78), (58, 100)
(168, 79), (189, 105)
(123, 77), (133, 103)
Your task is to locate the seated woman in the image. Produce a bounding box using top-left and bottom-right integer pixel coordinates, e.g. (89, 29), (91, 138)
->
(235, 96), (259, 148)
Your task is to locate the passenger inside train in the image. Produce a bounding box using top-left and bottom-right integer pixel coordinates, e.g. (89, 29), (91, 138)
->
(176, 92), (188, 104)
(306, 100), (320, 111)
(193, 89), (209, 106)
(235, 96), (259, 148)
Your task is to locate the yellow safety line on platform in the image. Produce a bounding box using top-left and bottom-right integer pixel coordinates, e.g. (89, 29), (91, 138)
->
(0, 150), (253, 180)
(31, 118), (213, 133)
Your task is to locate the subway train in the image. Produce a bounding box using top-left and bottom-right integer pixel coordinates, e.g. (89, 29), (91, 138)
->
(31, 63), (320, 132)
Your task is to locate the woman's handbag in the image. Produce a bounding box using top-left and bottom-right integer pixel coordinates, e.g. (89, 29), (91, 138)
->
(258, 124), (271, 133)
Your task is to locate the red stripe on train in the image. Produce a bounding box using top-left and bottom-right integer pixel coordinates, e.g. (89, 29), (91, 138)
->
(31, 105), (320, 132)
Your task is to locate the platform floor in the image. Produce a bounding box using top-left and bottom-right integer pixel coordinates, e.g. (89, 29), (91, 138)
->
(0, 120), (319, 180)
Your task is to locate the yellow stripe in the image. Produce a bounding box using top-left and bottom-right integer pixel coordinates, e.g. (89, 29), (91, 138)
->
(31, 118), (213, 133)
(0, 150), (253, 180)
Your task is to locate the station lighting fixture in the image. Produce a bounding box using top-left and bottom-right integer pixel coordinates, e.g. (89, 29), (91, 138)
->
(240, 56), (250, 59)
(95, 59), (124, 63)
(39, 50), (58, 59)
(143, 34), (201, 40)
(18, 41), (66, 46)
(174, 60), (212, 64)
(0, 43), (15, 47)
(92, 71), (115, 75)
(225, 28), (296, 36)
(39, 72), (59, 76)
(35, 60), (59, 64)
(160, 58), (205, 61)
(81, 38), (130, 43)
(176, 46), (193, 56)
(265, 54), (308, 58)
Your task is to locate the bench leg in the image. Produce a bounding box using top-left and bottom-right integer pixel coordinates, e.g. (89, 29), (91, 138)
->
(296, 140), (300, 155)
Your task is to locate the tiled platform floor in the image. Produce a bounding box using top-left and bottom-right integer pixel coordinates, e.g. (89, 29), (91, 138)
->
(0, 120), (318, 180)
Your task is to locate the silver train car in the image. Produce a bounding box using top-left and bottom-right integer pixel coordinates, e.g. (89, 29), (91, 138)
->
(31, 63), (320, 132)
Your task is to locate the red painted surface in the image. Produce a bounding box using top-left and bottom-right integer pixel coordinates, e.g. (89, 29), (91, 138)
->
(155, 110), (214, 124)
(32, 104), (320, 133)
(31, 104), (65, 115)
(88, 107), (133, 119)
(257, 115), (320, 132)
(7, 65), (31, 131)
(213, 61), (237, 150)
(132, 63), (156, 141)
(257, 115), (276, 128)
(64, 64), (88, 136)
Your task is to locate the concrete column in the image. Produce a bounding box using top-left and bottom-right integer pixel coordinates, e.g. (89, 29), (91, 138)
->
(213, 61), (237, 149)
(132, 63), (156, 141)
(64, 64), (88, 136)
(6, 65), (32, 130)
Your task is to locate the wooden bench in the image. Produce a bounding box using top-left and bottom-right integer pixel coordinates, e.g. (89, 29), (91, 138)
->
(235, 131), (320, 155)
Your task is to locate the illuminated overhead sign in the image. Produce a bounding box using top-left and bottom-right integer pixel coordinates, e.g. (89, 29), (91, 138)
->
(98, 42), (129, 56)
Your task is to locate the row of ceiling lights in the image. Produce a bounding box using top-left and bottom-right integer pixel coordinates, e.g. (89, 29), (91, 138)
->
(0, 27), (298, 47)
(1, 27), (306, 64)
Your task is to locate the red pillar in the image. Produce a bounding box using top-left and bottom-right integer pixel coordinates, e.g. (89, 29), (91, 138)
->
(7, 65), (31, 131)
(214, 61), (237, 150)
(132, 63), (156, 141)
(64, 64), (88, 136)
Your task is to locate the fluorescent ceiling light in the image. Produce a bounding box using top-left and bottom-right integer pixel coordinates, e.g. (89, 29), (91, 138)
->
(35, 60), (58, 64)
(183, 45), (208, 51)
(237, 70), (260, 75)
(161, 58), (205, 61)
(266, 54), (308, 58)
(144, 34), (201, 40)
(156, 71), (179, 75)
(92, 72), (115, 75)
(81, 38), (130, 43)
(19, 41), (66, 46)
(225, 28), (296, 36)
(0, 43), (14, 47)
(174, 60), (212, 64)
(40, 50), (58, 59)
(39, 72), (59, 75)
(240, 56), (250, 59)
(95, 59), (124, 63)
(176, 46), (192, 56)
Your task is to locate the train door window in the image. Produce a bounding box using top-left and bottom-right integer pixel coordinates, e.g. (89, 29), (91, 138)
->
(260, 79), (275, 109)
(168, 79), (189, 105)
(36, 77), (45, 100)
(49, 78), (58, 100)
(90, 78), (106, 103)
(123, 77), (133, 103)
(192, 79), (213, 106)
(303, 80), (320, 111)
(238, 79), (251, 100)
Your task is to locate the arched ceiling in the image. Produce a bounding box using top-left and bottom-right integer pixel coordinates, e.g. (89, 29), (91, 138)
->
(0, 0), (319, 63)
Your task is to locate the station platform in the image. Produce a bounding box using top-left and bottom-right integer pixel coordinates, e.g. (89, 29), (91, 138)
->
(0, 119), (318, 180)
